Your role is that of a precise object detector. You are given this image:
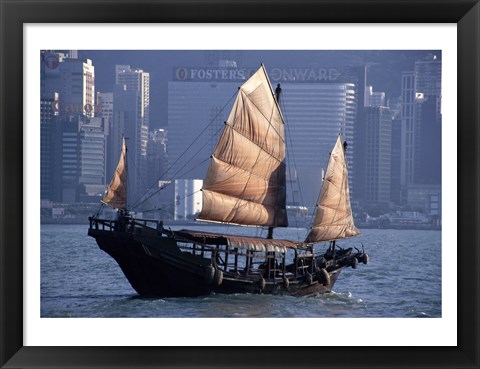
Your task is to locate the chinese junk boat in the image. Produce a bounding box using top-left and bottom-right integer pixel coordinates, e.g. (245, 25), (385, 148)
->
(88, 65), (368, 297)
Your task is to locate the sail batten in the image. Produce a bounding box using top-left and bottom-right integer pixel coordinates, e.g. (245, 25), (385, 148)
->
(102, 136), (128, 211)
(305, 136), (360, 243)
(197, 65), (287, 227)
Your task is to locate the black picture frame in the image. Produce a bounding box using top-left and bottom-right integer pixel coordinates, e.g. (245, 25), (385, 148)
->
(1, 0), (479, 368)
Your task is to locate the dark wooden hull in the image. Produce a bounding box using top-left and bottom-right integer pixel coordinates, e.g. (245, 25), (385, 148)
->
(88, 227), (347, 298)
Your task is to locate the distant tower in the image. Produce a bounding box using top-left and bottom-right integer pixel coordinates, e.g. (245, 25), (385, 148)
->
(41, 51), (98, 203)
(40, 92), (59, 201)
(414, 95), (441, 185)
(400, 71), (416, 188)
(365, 85), (386, 107)
(112, 65), (150, 204)
(78, 117), (108, 201)
(413, 55), (441, 185)
(363, 107), (392, 205)
(97, 92), (114, 177)
(400, 54), (441, 189)
(390, 116), (402, 204)
(147, 128), (168, 187)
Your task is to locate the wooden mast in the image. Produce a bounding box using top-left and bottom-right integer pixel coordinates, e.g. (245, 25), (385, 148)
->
(267, 82), (283, 240)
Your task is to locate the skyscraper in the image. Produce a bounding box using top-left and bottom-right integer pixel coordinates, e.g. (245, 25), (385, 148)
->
(40, 92), (59, 201)
(400, 71), (416, 188)
(365, 86), (386, 107)
(363, 107), (392, 205)
(96, 92), (113, 132)
(112, 65), (150, 204)
(167, 65), (357, 207)
(280, 83), (357, 207)
(40, 51), (100, 203)
(413, 55), (441, 185)
(78, 117), (108, 202)
(414, 95), (441, 185)
(54, 115), (82, 203)
(414, 55), (442, 99)
(399, 55), (441, 189)
(147, 128), (168, 188)
(390, 116), (402, 204)
(397, 54), (441, 213)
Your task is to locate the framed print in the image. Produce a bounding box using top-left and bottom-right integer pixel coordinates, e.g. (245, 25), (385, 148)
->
(1, 0), (479, 368)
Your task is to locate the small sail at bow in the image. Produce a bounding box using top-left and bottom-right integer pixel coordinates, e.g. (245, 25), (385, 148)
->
(102, 136), (128, 211)
(197, 65), (288, 227)
(305, 136), (360, 243)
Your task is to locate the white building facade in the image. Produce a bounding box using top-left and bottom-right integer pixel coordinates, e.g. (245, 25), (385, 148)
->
(174, 179), (203, 220)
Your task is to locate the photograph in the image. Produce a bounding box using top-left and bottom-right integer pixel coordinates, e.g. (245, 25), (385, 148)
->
(40, 49), (442, 318)
(2, 1), (479, 365)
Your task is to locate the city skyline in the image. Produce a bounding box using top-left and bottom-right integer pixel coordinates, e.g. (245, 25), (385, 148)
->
(79, 50), (439, 130)
(41, 50), (442, 226)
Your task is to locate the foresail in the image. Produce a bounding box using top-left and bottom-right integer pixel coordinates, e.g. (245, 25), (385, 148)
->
(102, 136), (127, 211)
(305, 136), (360, 243)
(197, 65), (288, 227)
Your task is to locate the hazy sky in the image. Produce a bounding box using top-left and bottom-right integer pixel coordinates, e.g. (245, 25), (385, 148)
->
(78, 50), (440, 129)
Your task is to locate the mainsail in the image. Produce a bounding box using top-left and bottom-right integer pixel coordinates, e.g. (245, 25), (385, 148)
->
(305, 136), (360, 243)
(197, 65), (288, 227)
(102, 136), (128, 211)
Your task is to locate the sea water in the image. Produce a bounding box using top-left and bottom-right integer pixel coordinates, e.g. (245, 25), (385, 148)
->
(40, 224), (441, 318)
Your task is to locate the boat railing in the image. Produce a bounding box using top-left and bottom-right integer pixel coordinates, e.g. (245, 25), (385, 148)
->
(89, 216), (162, 233)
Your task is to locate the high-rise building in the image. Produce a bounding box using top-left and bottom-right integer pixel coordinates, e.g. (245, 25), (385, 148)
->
(53, 115), (82, 203)
(96, 92), (113, 177)
(41, 52), (95, 117)
(363, 107), (392, 205)
(111, 65), (150, 204)
(390, 116), (402, 205)
(414, 96), (441, 185)
(399, 55), (441, 196)
(96, 92), (113, 132)
(366, 86), (386, 107)
(78, 117), (108, 202)
(167, 80), (237, 183)
(280, 83), (357, 207)
(40, 92), (59, 201)
(414, 55), (442, 99)
(147, 128), (168, 188)
(413, 55), (441, 186)
(59, 58), (95, 117)
(343, 65), (367, 203)
(167, 65), (358, 207)
(400, 71), (416, 188)
(41, 51), (100, 203)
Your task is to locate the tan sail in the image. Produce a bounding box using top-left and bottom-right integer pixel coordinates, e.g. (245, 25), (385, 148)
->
(197, 65), (287, 227)
(305, 136), (360, 243)
(102, 136), (127, 211)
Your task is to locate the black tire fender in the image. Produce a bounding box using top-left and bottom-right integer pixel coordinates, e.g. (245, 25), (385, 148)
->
(259, 277), (266, 291)
(317, 268), (330, 286)
(351, 257), (358, 269)
(204, 265), (215, 285)
(213, 269), (223, 286)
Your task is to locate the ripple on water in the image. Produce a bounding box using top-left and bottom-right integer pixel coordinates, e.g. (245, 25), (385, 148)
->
(41, 225), (442, 318)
